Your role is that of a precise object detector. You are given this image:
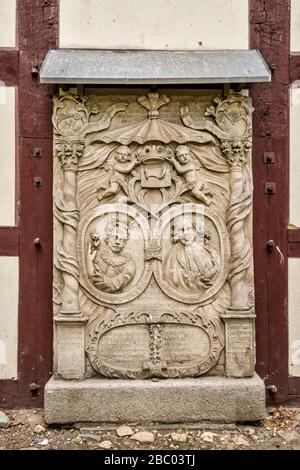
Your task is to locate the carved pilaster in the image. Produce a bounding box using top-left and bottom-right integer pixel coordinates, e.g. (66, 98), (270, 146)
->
(221, 310), (256, 377)
(221, 138), (252, 310)
(55, 138), (84, 316)
(203, 94), (253, 311)
(54, 316), (88, 380)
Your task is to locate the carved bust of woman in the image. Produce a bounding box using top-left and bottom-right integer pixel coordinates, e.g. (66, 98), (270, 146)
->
(164, 216), (219, 292)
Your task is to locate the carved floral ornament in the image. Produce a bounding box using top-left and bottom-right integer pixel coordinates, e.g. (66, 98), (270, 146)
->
(53, 91), (254, 379)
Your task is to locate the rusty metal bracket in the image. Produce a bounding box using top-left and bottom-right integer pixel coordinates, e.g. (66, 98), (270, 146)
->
(33, 237), (41, 247)
(263, 152), (275, 164)
(266, 384), (278, 396)
(33, 148), (42, 158)
(34, 177), (43, 187)
(266, 240), (275, 252)
(264, 182), (276, 194)
(31, 64), (40, 77)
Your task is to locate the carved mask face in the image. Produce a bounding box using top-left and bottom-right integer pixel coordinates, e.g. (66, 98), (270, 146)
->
(106, 225), (128, 253)
(173, 222), (196, 246)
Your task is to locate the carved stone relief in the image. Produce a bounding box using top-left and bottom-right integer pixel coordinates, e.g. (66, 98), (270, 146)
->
(53, 90), (255, 380)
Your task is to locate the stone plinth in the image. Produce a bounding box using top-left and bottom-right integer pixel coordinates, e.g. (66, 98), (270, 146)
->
(45, 373), (265, 424)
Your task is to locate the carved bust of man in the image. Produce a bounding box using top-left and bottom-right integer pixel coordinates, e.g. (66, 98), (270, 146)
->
(164, 216), (219, 292)
(88, 219), (136, 293)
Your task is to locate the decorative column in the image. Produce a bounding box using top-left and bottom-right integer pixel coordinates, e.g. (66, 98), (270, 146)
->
(54, 138), (88, 379)
(220, 137), (256, 378)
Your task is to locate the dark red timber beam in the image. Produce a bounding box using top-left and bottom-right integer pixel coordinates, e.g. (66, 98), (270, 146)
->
(250, 0), (290, 403)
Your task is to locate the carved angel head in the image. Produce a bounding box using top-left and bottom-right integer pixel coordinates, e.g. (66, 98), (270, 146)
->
(175, 145), (192, 164)
(115, 145), (132, 163)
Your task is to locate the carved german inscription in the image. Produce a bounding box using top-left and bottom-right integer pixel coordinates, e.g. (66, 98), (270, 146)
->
(53, 90), (255, 379)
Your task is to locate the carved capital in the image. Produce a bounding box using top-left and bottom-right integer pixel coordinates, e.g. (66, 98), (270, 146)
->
(55, 139), (85, 171)
(220, 138), (252, 169)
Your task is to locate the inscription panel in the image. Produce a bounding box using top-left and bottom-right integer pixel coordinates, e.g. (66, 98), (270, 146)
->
(225, 320), (254, 377)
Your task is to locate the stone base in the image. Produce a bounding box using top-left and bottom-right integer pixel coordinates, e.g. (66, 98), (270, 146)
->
(45, 373), (266, 424)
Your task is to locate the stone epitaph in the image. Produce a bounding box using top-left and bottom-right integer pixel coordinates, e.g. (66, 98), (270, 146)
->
(46, 90), (265, 423)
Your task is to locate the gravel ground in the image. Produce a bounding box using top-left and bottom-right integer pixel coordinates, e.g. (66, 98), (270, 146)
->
(0, 407), (300, 451)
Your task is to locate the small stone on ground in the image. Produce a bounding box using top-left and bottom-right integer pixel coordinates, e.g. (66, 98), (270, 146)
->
(277, 429), (300, 443)
(201, 431), (215, 443)
(82, 433), (101, 443)
(0, 411), (10, 429)
(27, 413), (45, 427)
(130, 431), (155, 443)
(37, 438), (49, 446)
(171, 432), (188, 443)
(116, 425), (134, 437)
(99, 440), (112, 449)
(231, 435), (250, 447)
(33, 424), (46, 434)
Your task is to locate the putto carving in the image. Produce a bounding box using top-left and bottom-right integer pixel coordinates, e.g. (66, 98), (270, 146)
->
(168, 145), (213, 205)
(97, 145), (139, 201)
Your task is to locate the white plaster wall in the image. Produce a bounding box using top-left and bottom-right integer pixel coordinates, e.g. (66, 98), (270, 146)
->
(60, 0), (249, 50)
(0, 0), (16, 47)
(289, 258), (300, 377)
(290, 83), (300, 228)
(0, 86), (16, 227)
(291, 0), (300, 52)
(0, 256), (18, 379)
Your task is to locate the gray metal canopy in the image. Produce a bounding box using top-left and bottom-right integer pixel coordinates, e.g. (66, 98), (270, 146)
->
(40, 49), (271, 85)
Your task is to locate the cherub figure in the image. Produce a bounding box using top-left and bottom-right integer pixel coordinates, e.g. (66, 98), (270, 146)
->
(168, 145), (213, 205)
(97, 145), (139, 201)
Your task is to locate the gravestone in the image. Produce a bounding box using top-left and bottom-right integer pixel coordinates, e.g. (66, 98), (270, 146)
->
(45, 90), (265, 423)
